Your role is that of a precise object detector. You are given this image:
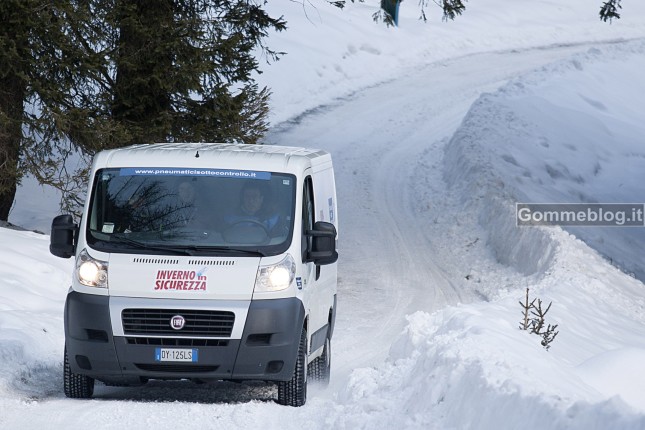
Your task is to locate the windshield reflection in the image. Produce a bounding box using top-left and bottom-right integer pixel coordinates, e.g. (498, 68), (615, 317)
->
(86, 169), (295, 256)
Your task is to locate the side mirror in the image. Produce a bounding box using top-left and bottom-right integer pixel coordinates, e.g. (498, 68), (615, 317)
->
(305, 221), (338, 265)
(50, 215), (77, 259)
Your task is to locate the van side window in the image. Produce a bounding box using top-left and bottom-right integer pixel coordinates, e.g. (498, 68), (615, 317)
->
(301, 176), (315, 262)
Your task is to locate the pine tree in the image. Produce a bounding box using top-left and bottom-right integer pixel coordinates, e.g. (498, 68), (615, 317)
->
(80, 0), (286, 148)
(1, 0), (95, 220)
(62, 1), (286, 215)
(1, 1), (286, 220)
(0, 2), (26, 220)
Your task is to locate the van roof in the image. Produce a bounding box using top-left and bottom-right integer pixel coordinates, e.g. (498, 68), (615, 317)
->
(93, 143), (332, 174)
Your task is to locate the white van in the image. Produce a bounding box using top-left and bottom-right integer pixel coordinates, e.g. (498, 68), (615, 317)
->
(50, 143), (338, 407)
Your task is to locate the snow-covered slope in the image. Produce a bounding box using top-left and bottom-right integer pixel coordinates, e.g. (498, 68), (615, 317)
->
(258, 0), (645, 125)
(446, 40), (645, 281)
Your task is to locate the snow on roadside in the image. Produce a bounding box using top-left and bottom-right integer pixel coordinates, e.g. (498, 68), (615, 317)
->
(347, 39), (645, 427)
(327, 228), (645, 428)
(0, 228), (71, 401)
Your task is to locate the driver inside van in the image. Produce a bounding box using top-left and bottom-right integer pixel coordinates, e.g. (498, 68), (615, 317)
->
(224, 181), (281, 234)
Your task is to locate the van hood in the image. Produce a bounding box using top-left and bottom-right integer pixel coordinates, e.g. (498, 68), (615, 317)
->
(106, 254), (260, 300)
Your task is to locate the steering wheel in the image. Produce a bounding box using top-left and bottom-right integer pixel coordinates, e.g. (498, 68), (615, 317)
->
(226, 219), (269, 234)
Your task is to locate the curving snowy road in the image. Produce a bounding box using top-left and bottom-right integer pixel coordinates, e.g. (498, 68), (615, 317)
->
(264, 43), (603, 381)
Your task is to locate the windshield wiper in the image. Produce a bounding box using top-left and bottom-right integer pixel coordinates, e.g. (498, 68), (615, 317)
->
(108, 234), (194, 255)
(183, 245), (266, 257)
(107, 235), (265, 256)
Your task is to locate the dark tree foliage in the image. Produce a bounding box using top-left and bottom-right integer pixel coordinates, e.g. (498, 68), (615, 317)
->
(0, 0), (93, 220)
(56, 0), (286, 153)
(440, 0), (467, 21)
(0, 0), (285, 220)
(413, 0), (468, 22)
(96, 0), (286, 148)
(326, 0), (364, 8)
(599, 0), (622, 22)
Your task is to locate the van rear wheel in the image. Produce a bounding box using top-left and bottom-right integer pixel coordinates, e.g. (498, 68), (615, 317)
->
(277, 328), (307, 407)
(64, 346), (94, 398)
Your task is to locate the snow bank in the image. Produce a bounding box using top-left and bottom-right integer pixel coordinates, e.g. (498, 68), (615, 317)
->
(406, 40), (645, 425)
(0, 229), (70, 401)
(341, 305), (645, 430)
(448, 40), (645, 281)
(333, 237), (645, 427)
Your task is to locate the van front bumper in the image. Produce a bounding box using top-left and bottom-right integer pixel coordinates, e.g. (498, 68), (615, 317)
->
(64, 292), (305, 384)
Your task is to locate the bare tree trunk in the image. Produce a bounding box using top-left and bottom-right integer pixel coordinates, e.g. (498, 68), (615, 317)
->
(0, 83), (25, 221)
(0, 5), (27, 221)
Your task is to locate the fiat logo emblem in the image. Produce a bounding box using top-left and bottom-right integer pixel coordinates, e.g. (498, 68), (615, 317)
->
(170, 315), (185, 330)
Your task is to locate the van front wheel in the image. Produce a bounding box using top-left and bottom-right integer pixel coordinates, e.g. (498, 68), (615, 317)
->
(64, 346), (94, 398)
(277, 328), (307, 407)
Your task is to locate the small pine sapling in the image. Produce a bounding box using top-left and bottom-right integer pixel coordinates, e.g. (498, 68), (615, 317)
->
(518, 288), (559, 350)
(530, 299), (559, 350)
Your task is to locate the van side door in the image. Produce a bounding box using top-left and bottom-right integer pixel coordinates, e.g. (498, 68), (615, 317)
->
(300, 174), (334, 355)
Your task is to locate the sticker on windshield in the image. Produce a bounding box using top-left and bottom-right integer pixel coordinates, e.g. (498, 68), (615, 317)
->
(119, 167), (271, 180)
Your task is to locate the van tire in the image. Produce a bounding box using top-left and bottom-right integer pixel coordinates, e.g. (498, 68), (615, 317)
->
(64, 346), (94, 398)
(277, 328), (307, 407)
(309, 335), (331, 386)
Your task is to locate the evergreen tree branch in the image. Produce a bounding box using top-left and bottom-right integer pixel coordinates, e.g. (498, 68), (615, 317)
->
(599, 0), (622, 22)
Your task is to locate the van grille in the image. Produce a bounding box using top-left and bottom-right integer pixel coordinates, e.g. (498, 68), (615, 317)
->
(122, 309), (235, 337)
(125, 337), (228, 347)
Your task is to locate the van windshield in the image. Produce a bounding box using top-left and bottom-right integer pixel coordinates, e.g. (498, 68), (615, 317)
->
(86, 168), (296, 256)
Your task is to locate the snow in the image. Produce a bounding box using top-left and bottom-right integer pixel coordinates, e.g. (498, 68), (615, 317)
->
(3, 0), (645, 428)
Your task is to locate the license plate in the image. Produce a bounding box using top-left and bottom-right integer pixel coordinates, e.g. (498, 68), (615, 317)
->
(154, 348), (198, 362)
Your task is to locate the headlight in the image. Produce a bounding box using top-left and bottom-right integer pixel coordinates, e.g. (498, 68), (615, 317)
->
(255, 254), (296, 292)
(75, 249), (108, 288)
